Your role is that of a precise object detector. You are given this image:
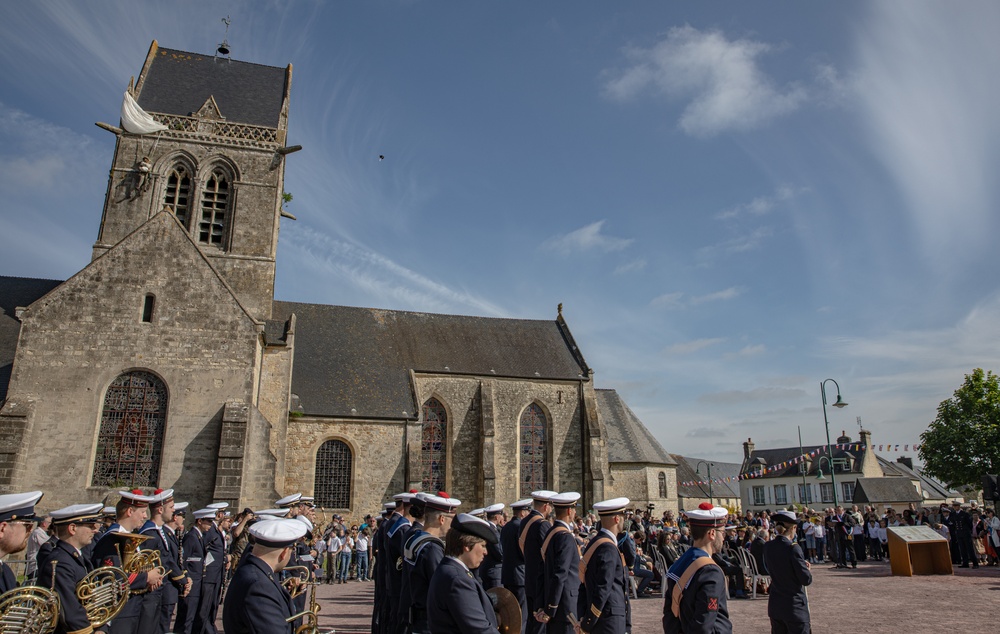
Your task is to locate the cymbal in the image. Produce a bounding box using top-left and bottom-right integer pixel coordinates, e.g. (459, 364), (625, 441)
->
(487, 586), (522, 634)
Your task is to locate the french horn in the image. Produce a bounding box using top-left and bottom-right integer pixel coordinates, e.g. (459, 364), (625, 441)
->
(0, 585), (60, 634)
(75, 566), (130, 628)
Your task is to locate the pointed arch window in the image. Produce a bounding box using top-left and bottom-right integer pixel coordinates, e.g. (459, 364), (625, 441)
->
(199, 167), (231, 248)
(164, 163), (193, 228)
(520, 403), (547, 493)
(315, 440), (352, 508)
(92, 371), (167, 488)
(658, 472), (668, 498)
(421, 398), (447, 493)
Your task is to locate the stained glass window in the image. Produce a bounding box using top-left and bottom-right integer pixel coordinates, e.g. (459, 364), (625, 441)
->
(199, 167), (230, 248)
(315, 440), (352, 509)
(92, 371), (167, 488)
(520, 403), (547, 493)
(421, 398), (447, 493)
(164, 163), (192, 228)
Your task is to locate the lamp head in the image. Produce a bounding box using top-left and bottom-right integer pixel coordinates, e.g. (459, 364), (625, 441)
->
(832, 394), (848, 408)
(816, 469), (826, 481)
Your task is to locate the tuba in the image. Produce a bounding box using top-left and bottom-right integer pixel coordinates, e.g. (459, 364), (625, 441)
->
(0, 566), (60, 634)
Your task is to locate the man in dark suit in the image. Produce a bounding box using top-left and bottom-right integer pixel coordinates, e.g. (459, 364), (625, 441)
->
(38, 503), (104, 634)
(951, 502), (978, 568)
(750, 528), (769, 575)
(222, 518), (306, 634)
(537, 492), (581, 634)
(176, 508), (212, 634)
(578, 498), (631, 634)
(831, 506), (856, 569)
(426, 514), (499, 634)
(521, 490), (556, 634)
(762, 511), (812, 634)
(501, 498), (532, 633)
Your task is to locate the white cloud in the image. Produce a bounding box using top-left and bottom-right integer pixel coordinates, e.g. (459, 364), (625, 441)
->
(690, 286), (744, 305)
(663, 337), (726, 356)
(716, 185), (805, 220)
(543, 220), (633, 255)
(650, 292), (684, 309)
(603, 25), (808, 137)
(614, 258), (647, 275)
(698, 227), (773, 261)
(728, 344), (766, 358)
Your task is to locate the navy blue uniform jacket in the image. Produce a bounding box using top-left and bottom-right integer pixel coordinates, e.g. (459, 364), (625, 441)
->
(542, 523), (580, 629)
(661, 547), (732, 634)
(520, 511), (551, 604)
(399, 531), (444, 631)
(426, 556), (498, 634)
(579, 531), (629, 634)
(500, 516), (525, 589)
(761, 536), (812, 622)
(90, 525), (151, 621)
(222, 555), (294, 634)
(478, 522), (503, 590)
(203, 524), (226, 585)
(38, 539), (93, 634)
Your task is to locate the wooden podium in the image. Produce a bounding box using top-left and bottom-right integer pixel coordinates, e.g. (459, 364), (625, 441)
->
(887, 526), (953, 576)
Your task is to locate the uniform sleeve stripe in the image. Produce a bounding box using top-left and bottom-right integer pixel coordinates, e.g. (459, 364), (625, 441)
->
(590, 604), (601, 617)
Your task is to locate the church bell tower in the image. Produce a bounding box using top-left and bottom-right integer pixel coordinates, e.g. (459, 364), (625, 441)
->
(94, 40), (294, 320)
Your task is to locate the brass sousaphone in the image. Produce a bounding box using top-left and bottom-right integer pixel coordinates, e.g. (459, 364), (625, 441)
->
(486, 586), (522, 634)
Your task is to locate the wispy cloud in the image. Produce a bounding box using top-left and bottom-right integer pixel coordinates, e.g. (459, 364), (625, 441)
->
(690, 286), (744, 305)
(650, 292), (685, 309)
(726, 344), (766, 359)
(663, 337), (726, 356)
(716, 185), (805, 220)
(603, 25), (808, 137)
(697, 228), (773, 261)
(698, 386), (807, 404)
(651, 286), (745, 309)
(280, 225), (507, 317)
(686, 427), (726, 438)
(543, 220), (633, 255)
(614, 258), (647, 275)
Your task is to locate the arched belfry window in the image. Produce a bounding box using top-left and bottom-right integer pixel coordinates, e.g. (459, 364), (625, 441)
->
(658, 472), (667, 498)
(520, 403), (547, 493)
(199, 166), (231, 248)
(164, 163), (193, 228)
(315, 440), (352, 508)
(421, 398), (447, 493)
(92, 371), (167, 488)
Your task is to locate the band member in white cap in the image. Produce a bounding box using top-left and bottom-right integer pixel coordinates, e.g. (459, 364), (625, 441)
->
(176, 507), (215, 634)
(399, 492), (461, 633)
(427, 513), (500, 634)
(577, 497), (631, 634)
(662, 502), (732, 634)
(536, 492), (581, 633)
(0, 490), (43, 593)
(521, 490), (557, 634)
(501, 498), (533, 632)
(762, 511), (812, 634)
(91, 489), (163, 634)
(478, 503), (505, 591)
(195, 502), (228, 634)
(139, 488), (191, 633)
(37, 502), (103, 634)
(384, 490), (417, 634)
(222, 518), (307, 634)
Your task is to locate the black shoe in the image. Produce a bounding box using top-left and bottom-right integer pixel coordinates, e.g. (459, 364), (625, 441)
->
(960, 564), (970, 568)
(852, 563), (857, 569)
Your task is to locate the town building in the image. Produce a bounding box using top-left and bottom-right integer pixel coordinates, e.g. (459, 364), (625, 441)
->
(671, 455), (741, 512)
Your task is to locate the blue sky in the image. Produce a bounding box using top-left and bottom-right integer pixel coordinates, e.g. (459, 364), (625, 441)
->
(3, 2), (1000, 463)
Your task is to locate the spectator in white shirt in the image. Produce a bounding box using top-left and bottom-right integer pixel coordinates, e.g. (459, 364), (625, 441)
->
(326, 531), (343, 584)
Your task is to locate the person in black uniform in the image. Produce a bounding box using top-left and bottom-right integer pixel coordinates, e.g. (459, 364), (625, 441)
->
(384, 491), (417, 634)
(952, 502), (978, 568)
(578, 497), (631, 634)
(830, 506), (855, 569)
(91, 490), (164, 634)
(176, 508), (213, 634)
(222, 518), (307, 634)
(476, 503), (505, 590)
(139, 489), (191, 634)
(371, 503), (394, 634)
(396, 495), (428, 633)
(762, 511), (812, 634)
(0, 491), (44, 594)
(193, 503), (228, 634)
(426, 513), (500, 634)
(536, 492), (581, 634)
(38, 503), (104, 634)
(501, 498), (532, 633)
(661, 502), (732, 634)
(399, 492), (460, 633)
(522, 490), (557, 634)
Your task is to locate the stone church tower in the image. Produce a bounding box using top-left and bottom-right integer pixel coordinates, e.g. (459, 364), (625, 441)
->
(0, 41), (678, 518)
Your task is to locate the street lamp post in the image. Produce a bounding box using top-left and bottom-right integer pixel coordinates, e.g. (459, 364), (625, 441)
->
(696, 460), (715, 506)
(820, 378), (848, 508)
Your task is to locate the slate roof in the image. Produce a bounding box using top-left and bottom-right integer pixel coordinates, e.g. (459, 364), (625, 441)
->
(0, 276), (63, 401)
(272, 301), (589, 420)
(741, 444), (866, 479)
(877, 456), (961, 501)
(852, 477), (922, 504)
(672, 454), (742, 500)
(136, 46), (288, 128)
(595, 389), (675, 465)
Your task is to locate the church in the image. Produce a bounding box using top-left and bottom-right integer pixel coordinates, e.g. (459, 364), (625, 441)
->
(0, 41), (677, 518)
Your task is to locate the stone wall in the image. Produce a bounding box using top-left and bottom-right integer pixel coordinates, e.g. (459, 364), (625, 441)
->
(2, 213), (261, 510)
(607, 462), (679, 516)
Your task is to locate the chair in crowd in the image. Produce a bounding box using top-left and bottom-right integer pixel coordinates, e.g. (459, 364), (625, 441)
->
(735, 547), (770, 599)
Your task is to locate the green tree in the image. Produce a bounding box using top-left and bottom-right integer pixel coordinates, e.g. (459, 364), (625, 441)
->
(919, 368), (1000, 487)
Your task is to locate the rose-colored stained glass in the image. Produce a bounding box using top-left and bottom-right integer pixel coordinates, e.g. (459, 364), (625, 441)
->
(92, 371), (167, 488)
(520, 403), (547, 493)
(421, 398), (447, 493)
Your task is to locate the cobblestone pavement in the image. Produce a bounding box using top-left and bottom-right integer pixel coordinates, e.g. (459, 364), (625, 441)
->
(218, 561), (1000, 632)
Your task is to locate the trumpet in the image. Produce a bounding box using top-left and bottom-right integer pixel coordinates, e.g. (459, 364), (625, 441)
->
(0, 565), (60, 634)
